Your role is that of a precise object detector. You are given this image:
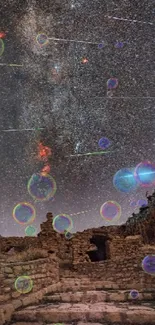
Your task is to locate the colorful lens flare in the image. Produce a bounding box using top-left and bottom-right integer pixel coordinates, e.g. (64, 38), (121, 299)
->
(15, 276), (33, 294)
(134, 161), (155, 188)
(53, 214), (73, 233)
(27, 172), (57, 201)
(13, 202), (36, 225)
(100, 201), (121, 222)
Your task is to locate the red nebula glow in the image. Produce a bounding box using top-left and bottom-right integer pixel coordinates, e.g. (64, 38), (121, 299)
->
(38, 142), (52, 161)
(0, 32), (6, 38)
(81, 58), (88, 64)
(41, 164), (51, 173)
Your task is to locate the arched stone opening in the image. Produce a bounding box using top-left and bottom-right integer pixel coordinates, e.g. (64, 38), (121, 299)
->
(87, 235), (109, 262)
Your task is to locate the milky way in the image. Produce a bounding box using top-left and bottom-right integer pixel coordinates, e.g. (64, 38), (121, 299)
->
(0, 0), (154, 236)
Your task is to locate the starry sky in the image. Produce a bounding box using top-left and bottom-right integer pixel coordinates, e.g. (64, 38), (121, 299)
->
(0, 0), (154, 237)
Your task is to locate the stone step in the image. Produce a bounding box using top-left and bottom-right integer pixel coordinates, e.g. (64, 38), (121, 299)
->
(52, 279), (120, 292)
(10, 323), (125, 325)
(12, 301), (155, 324)
(43, 290), (154, 303)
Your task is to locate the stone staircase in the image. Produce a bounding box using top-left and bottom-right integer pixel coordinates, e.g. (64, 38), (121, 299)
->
(10, 278), (155, 325)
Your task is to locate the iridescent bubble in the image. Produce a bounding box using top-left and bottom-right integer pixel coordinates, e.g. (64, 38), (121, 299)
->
(53, 214), (73, 234)
(130, 200), (137, 208)
(15, 275), (33, 294)
(98, 42), (104, 49)
(13, 202), (36, 225)
(107, 78), (118, 89)
(25, 225), (37, 236)
(113, 168), (139, 193)
(114, 41), (124, 48)
(0, 39), (4, 56)
(100, 201), (121, 222)
(64, 230), (74, 239)
(98, 137), (111, 150)
(36, 33), (49, 46)
(129, 289), (139, 299)
(27, 172), (57, 202)
(137, 199), (147, 207)
(134, 161), (155, 188)
(142, 255), (155, 275)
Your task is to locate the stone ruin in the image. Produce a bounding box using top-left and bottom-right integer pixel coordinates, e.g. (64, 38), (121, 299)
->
(0, 190), (155, 324)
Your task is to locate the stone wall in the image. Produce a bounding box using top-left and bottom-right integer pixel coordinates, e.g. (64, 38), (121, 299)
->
(0, 255), (59, 305)
(61, 251), (155, 291)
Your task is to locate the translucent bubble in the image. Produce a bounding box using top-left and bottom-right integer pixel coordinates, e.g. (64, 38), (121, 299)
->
(53, 214), (73, 234)
(0, 39), (4, 56)
(130, 200), (137, 208)
(134, 161), (155, 188)
(142, 255), (155, 275)
(27, 172), (57, 202)
(64, 230), (74, 239)
(113, 168), (139, 193)
(36, 33), (49, 46)
(100, 201), (121, 223)
(137, 199), (147, 207)
(129, 289), (139, 299)
(15, 275), (33, 294)
(13, 202), (36, 225)
(107, 78), (118, 89)
(114, 41), (124, 48)
(25, 225), (37, 236)
(98, 137), (111, 150)
(98, 42), (104, 49)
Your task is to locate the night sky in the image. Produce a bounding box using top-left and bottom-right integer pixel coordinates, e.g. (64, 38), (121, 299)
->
(0, 0), (154, 237)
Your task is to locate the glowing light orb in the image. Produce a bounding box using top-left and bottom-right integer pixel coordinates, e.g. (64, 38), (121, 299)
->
(53, 214), (73, 234)
(129, 289), (139, 299)
(0, 39), (4, 56)
(27, 172), (57, 201)
(100, 201), (121, 222)
(134, 161), (155, 188)
(113, 168), (139, 193)
(98, 137), (111, 150)
(13, 202), (36, 225)
(142, 255), (155, 275)
(107, 78), (118, 89)
(15, 276), (33, 294)
(36, 33), (49, 46)
(25, 225), (37, 236)
(137, 199), (147, 207)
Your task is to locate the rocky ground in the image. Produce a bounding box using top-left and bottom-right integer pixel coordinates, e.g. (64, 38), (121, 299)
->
(4, 278), (155, 325)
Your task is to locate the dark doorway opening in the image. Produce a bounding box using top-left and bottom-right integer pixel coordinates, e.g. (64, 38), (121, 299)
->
(87, 235), (107, 262)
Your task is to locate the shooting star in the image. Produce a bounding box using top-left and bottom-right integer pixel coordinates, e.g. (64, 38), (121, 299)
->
(1, 128), (45, 132)
(0, 63), (23, 67)
(66, 150), (115, 157)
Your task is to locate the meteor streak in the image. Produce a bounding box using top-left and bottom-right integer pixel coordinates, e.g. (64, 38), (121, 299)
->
(1, 128), (45, 132)
(66, 150), (115, 157)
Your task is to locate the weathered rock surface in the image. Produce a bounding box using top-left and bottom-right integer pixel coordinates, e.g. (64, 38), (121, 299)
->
(11, 301), (155, 324)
